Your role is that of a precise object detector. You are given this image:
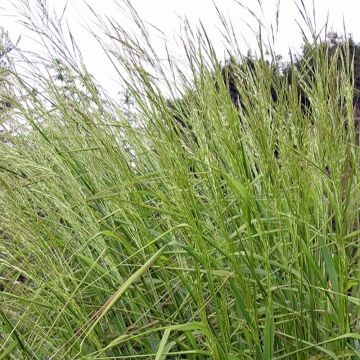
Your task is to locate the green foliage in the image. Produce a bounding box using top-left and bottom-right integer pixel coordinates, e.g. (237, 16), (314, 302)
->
(0, 2), (360, 359)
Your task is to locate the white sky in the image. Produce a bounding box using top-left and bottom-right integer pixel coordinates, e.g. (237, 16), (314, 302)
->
(1, 0), (360, 97)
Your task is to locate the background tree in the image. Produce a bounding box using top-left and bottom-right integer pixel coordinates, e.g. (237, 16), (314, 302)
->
(168, 33), (360, 148)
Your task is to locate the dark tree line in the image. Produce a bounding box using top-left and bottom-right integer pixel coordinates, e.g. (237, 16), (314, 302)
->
(168, 33), (360, 147)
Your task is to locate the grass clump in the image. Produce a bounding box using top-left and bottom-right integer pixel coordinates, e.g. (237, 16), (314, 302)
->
(0, 1), (360, 358)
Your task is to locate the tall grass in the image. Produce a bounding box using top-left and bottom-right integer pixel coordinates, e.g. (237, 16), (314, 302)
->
(1, 1), (360, 358)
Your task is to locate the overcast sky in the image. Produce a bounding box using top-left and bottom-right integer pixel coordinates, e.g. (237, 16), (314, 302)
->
(1, 0), (360, 97)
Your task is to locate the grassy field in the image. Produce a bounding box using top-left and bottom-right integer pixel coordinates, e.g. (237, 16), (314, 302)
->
(1, 2), (360, 359)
